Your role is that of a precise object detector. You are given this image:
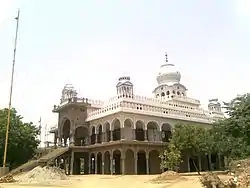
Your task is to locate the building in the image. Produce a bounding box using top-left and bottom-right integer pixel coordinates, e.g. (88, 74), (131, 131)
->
(50, 53), (224, 175)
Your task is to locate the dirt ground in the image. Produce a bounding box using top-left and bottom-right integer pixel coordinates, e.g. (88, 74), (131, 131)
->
(0, 175), (203, 188)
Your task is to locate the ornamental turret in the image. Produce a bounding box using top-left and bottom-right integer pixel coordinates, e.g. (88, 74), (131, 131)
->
(116, 76), (134, 98)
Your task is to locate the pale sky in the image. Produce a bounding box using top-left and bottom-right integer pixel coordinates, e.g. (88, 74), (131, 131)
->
(0, 0), (250, 143)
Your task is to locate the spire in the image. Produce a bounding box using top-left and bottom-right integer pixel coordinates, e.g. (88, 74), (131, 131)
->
(165, 52), (168, 63)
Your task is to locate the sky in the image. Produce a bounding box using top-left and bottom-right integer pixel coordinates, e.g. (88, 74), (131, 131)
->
(0, 0), (250, 144)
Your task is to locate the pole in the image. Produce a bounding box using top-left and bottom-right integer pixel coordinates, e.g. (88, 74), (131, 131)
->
(39, 117), (42, 147)
(2, 10), (20, 168)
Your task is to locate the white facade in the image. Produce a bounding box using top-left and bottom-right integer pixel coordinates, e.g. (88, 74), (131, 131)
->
(55, 53), (224, 128)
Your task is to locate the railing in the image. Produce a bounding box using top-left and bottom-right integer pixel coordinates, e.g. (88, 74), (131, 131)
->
(86, 99), (213, 123)
(54, 97), (104, 110)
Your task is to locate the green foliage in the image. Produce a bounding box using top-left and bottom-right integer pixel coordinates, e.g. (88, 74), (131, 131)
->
(160, 93), (250, 171)
(0, 108), (40, 169)
(160, 143), (182, 171)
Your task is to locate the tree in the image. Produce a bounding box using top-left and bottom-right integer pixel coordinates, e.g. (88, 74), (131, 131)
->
(160, 142), (182, 171)
(0, 108), (40, 169)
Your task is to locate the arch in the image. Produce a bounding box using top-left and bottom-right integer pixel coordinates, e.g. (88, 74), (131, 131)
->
(113, 150), (121, 174)
(97, 152), (102, 174)
(147, 121), (160, 142)
(124, 119), (133, 140)
(149, 150), (161, 174)
(91, 126), (96, 144)
(104, 122), (111, 142)
(125, 149), (135, 174)
(90, 153), (95, 174)
(161, 123), (172, 142)
(74, 126), (89, 146)
(62, 118), (71, 146)
(112, 119), (121, 141)
(97, 124), (103, 143)
(135, 120), (145, 141)
(104, 151), (111, 174)
(137, 150), (146, 174)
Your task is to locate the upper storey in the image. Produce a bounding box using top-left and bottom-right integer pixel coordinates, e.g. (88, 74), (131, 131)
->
(52, 52), (224, 124)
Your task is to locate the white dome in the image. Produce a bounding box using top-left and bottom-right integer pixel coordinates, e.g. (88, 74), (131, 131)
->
(157, 63), (181, 84)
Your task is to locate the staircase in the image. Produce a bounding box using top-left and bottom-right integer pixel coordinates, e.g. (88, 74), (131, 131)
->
(38, 147), (69, 166)
(9, 147), (69, 175)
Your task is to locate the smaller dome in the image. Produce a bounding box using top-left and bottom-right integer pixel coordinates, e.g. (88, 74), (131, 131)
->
(157, 63), (181, 84)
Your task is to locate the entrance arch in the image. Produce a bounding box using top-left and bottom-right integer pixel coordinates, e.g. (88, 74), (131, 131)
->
(135, 120), (145, 141)
(147, 121), (159, 142)
(137, 150), (147, 174)
(149, 150), (161, 174)
(74, 126), (88, 146)
(112, 119), (121, 141)
(125, 149), (135, 174)
(62, 118), (70, 146)
(113, 150), (121, 174)
(124, 119), (133, 140)
(161, 123), (172, 142)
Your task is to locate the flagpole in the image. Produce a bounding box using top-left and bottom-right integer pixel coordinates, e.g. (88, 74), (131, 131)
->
(3, 10), (20, 168)
(39, 117), (42, 147)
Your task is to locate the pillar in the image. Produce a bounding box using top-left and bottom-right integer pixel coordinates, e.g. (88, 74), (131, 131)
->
(95, 134), (98, 144)
(102, 132), (106, 143)
(70, 151), (75, 175)
(95, 153), (98, 174)
(110, 154), (113, 175)
(88, 153), (91, 174)
(110, 131), (113, 141)
(121, 153), (125, 175)
(102, 153), (105, 174)
(58, 137), (62, 147)
(132, 129), (136, 140)
(134, 152), (137, 175)
(120, 128), (125, 140)
(198, 155), (202, 172)
(146, 152), (149, 175)
(144, 130), (148, 141)
(69, 133), (75, 146)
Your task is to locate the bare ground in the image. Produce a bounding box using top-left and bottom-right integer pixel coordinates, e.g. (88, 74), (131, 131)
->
(0, 174), (203, 188)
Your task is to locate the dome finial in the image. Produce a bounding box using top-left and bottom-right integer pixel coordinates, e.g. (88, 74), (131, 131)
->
(165, 52), (168, 63)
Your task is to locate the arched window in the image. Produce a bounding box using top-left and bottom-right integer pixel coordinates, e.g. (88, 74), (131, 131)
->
(161, 92), (165, 97)
(177, 91), (180, 95)
(166, 91), (170, 95)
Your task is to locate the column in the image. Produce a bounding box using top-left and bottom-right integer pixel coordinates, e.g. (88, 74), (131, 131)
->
(120, 128), (125, 140)
(218, 153), (221, 170)
(110, 154), (113, 175)
(198, 155), (202, 172)
(70, 151), (74, 175)
(121, 152), (125, 174)
(95, 153), (98, 174)
(208, 154), (212, 170)
(146, 152), (149, 175)
(102, 153), (105, 174)
(110, 131), (113, 141)
(58, 137), (62, 147)
(144, 130), (148, 141)
(88, 153), (91, 174)
(69, 133), (75, 146)
(102, 132), (106, 143)
(134, 151), (137, 175)
(95, 134), (98, 144)
(132, 129), (136, 140)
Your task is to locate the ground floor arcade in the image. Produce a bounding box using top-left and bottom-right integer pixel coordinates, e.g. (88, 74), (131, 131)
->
(52, 141), (223, 175)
